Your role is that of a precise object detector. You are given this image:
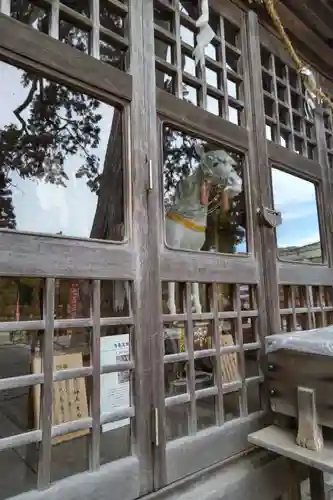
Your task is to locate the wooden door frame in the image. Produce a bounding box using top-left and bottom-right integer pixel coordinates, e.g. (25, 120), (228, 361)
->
(145, 1), (268, 489)
(0, 3), (155, 498)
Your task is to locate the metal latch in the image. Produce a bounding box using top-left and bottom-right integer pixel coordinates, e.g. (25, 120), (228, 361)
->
(258, 206), (282, 228)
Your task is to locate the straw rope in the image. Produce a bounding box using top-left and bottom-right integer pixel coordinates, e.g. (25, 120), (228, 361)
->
(250, 0), (333, 112)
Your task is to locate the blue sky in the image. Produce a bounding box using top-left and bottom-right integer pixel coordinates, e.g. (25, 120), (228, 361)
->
(271, 167), (320, 249)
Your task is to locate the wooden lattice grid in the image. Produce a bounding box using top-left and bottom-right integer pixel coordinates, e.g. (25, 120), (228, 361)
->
(0, 277), (134, 488)
(162, 281), (263, 435)
(279, 284), (333, 332)
(322, 102), (333, 175)
(260, 45), (317, 160)
(154, 0), (245, 125)
(2, 0), (129, 70)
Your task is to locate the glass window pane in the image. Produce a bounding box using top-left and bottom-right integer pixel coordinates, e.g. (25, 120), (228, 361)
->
(271, 168), (322, 262)
(0, 60), (125, 241)
(0, 276), (134, 488)
(0, 446), (37, 499)
(100, 326), (132, 465)
(163, 127), (247, 254)
(197, 395), (216, 431)
(182, 84), (199, 106)
(206, 95), (220, 116)
(166, 402), (190, 441)
(183, 54), (196, 77)
(180, 24), (195, 47)
(206, 67), (219, 89)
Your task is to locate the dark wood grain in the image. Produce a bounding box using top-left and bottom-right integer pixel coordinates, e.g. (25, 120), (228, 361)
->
(128, 0), (154, 493)
(267, 142), (322, 182)
(0, 14), (132, 102)
(268, 350), (333, 428)
(142, 0), (167, 488)
(247, 11), (281, 335)
(309, 468), (326, 500)
(37, 278), (55, 489)
(0, 232), (135, 279)
(160, 249), (258, 283)
(314, 106), (333, 268)
(278, 263), (333, 286)
(156, 90), (249, 151)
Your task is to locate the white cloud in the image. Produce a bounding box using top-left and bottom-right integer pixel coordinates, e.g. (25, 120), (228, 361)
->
(271, 168), (316, 209)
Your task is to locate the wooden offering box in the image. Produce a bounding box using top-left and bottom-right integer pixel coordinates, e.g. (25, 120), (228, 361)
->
(266, 327), (333, 452)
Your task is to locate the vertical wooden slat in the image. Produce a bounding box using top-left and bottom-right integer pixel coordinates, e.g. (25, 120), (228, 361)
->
(234, 284), (247, 416)
(284, 286), (292, 332)
(298, 73), (309, 158)
(247, 10), (281, 337)
(290, 286), (297, 330)
(211, 283), (224, 425)
(90, 0), (100, 59)
(185, 282), (197, 434)
(200, 62), (207, 112)
(135, 0), (165, 490)
(319, 286), (326, 326)
(174, 0), (183, 99)
(144, 0), (167, 488)
(271, 55), (281, 145)
(220, 16), (229, 120)
(37, 278), (55, 489)
(286, 459), (302, 500)
(90, 279), (101, 471)
(315, 101), (333, 268)
(129, 0), (154, 492)
(305, 286), (314, 329)
(309, 468), (325, 500)
(242, 9), (271, 414)
(49, 0), (59, 39)
(285, 66), (295, 153)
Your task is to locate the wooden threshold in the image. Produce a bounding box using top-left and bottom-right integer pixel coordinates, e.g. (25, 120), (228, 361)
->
(248, 424), (333, 473)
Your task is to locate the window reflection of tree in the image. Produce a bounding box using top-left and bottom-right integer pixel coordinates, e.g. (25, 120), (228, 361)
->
(0, 1), (129, 350)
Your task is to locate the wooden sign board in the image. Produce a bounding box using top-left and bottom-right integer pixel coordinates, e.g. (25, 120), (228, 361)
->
(32, 352), (89, 445)
(220, 334), (239, 383)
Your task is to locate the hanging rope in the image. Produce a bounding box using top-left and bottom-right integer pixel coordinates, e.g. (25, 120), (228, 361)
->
(252, 0), (333, 113)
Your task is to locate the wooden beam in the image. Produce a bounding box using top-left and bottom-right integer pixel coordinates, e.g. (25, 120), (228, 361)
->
(248, 0), (333, 80)
(282, 0), (333, 40)
(276, 1), (333, 73)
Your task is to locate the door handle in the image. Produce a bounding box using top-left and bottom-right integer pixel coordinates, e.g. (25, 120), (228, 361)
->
(257, 206), (282, 228)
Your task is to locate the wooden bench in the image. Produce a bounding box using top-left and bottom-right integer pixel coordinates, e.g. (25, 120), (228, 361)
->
(249, 327), (333, 500)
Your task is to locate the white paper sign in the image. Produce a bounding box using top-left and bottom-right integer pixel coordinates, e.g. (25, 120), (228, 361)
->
(100, 334), (130, 432)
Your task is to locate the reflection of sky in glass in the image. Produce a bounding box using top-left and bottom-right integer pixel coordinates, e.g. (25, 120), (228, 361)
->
(228, 106), (239, 125)
(206, 95), (219, 115)
(272, 168), (320, 249)
(0, 62), (114, 238)
(184, 55), (196, 76)
(237, 239), (247, 253)
(205, 43), (217, 60)
(206, 67), (218, 88)
(180, 25), (195, 46)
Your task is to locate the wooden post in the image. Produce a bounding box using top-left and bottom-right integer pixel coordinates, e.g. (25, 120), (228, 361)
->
(309, 468), (326, 500)
(286, 459), (302, 500)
